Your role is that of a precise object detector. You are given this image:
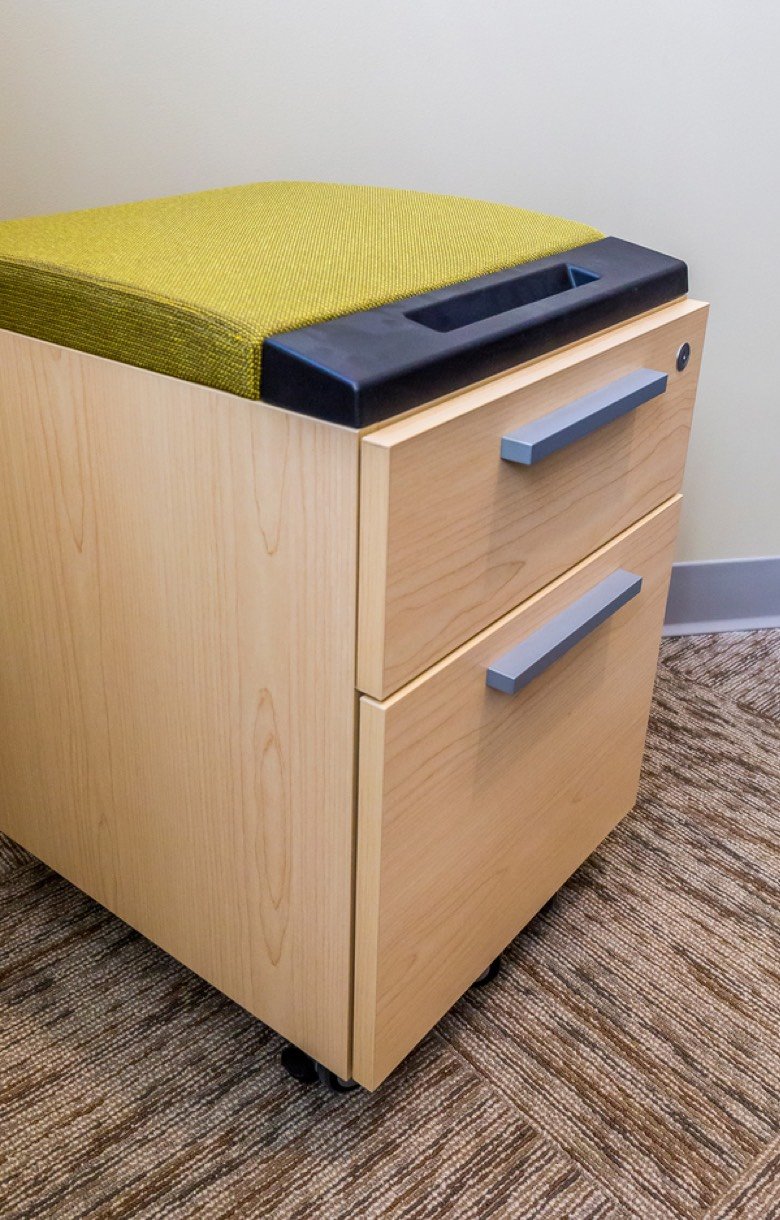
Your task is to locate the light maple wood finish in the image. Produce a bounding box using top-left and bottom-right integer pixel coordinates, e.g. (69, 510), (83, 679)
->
(358, 300), (707, 699)
(0, 329), (359, 1078)
(353, 496), (681, 1089)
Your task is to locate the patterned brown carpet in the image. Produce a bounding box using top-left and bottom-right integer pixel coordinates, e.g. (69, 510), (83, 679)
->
(1, 632), (778, 1219)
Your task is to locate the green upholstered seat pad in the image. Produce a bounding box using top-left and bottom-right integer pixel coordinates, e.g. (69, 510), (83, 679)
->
(0, 182), (602, 400)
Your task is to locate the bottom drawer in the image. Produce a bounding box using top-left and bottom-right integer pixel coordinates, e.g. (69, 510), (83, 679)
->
(353, 495), (681, 1089)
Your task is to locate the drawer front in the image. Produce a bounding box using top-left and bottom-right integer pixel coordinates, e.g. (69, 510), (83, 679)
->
(353, 496), (680, 1089)
(358, 299), (706, 698)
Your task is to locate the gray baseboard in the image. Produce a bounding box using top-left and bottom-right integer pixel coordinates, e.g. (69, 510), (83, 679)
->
(663, 556), (780, 636)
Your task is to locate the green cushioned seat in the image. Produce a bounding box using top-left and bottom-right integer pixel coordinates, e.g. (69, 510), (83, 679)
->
(0, 181), (602, 400)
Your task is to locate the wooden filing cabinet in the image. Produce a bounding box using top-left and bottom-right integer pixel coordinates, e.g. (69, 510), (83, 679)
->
(0, 296), (707, 1090)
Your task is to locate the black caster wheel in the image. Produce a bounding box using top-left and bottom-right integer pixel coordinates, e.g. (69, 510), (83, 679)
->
(280, 1043), (359, 1093)
(473, 955), (502, 988)
(280, 1043), (319, 1084)
(315, 1062), (360, 1093)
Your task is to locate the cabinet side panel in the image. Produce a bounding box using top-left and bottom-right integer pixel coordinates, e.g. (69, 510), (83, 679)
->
(0, 330), (359, 1077)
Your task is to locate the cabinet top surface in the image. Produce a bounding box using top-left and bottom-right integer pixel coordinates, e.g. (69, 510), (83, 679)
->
(0, 181), (686, 426)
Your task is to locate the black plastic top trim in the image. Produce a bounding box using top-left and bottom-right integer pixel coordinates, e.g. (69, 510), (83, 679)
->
(260, 237), (688, 428)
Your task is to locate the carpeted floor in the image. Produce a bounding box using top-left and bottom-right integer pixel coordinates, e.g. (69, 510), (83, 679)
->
(1, 632), (778, 1219)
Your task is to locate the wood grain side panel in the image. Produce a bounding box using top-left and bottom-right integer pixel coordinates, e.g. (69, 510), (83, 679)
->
(353, 497), (681, 1089)
(0, 330), (359, 1077)
(358, 300), (707, 697)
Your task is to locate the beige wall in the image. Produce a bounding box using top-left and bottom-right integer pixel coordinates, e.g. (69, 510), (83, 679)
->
(1, 0), (777, 561)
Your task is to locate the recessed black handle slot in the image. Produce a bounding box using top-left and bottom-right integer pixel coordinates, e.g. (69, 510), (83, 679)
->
(262, 237), (689, 427)
(405, 262), (600, 334)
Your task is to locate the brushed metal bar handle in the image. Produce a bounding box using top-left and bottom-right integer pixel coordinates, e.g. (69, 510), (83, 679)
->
(486, 569), (642, 695)
(500, 368), (667, 466)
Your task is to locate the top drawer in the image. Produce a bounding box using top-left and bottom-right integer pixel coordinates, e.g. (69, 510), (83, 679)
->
(358, 298), (707, 698)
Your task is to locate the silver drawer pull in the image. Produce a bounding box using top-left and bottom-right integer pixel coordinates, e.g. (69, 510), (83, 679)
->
(486, 569), (642, 695)
(500, 369), (667, 466)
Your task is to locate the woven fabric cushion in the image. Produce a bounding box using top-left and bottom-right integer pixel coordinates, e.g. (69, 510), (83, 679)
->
(0, 182), (602, 400)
